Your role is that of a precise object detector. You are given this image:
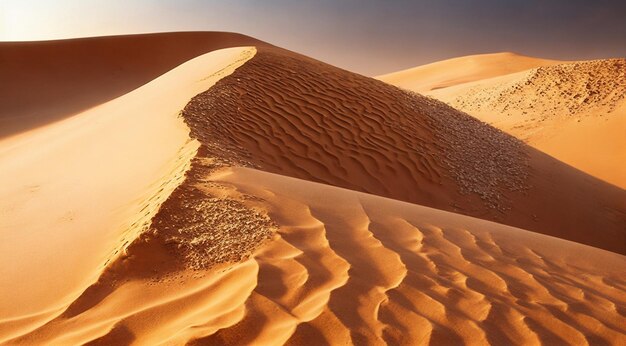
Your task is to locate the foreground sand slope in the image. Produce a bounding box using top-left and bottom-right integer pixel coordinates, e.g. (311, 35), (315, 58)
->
(9, 167), (626, 345)
(377, 52), (561, 93)
(180, 47), (626, 253)
(0, 32), (267, 138)
(0, 47), (255, 341)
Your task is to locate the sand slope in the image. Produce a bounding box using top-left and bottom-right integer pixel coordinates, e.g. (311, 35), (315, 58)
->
(1, 39), (625, 346)
(180, 47), (626, 253)
(0, 47), (255, 341)
(8, 168), (626, 345)
(377, 52), (561, 93)
(0, 32), (267, 139)
(381, 54), (626, 188)
(429, 58), (626, 188)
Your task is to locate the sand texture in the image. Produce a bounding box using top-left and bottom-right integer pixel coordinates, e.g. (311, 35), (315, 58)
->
(0, 32), (268, 139)
(6, 167), (626, 345)
(1, 36), (625, 345)
(180, 48), (626, 254)
(382, 54), (626, 189)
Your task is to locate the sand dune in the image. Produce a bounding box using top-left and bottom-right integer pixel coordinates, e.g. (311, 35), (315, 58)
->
(1, 36), (625, 346)
(180, 47), (625, 253)
(8, 167), (626, 345)
(429, 59), (626, 188)
(381, 54), (626, 188)
(0, 47), (255, 341)
(0, 32), (267, 139)
(377, 52), (561, 93)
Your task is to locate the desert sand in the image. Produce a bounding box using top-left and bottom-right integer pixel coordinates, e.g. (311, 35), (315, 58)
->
(0, 45), (256, 341)
(0, 32), (267, 139)
(1, 34), (625, 345)
(380, 54), (626, 189)
(377, 52), (561, 93)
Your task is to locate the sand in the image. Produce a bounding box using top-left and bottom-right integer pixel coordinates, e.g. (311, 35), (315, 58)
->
(0, 32), (267, 139)
(1, 36), (625, 345)
(377, 52), (561, 93)
(178, 47), (625, 254)
(0, 46), (255, 341)
(381, 54), (626, 189)
(7, 168), (626, 345)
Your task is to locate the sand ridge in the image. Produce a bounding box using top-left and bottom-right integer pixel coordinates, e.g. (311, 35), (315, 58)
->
(0, 46), (256, 342)
(180, 47), (626, 253)
(377, 52), (561, 93)
(0, 32), (269, 139)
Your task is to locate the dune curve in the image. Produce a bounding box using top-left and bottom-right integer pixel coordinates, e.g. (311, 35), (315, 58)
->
(0, 46), (256, 341)
(0, 32), (268, 139)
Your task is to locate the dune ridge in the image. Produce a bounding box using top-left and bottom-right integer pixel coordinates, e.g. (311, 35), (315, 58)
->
(377, 52), (561, 93)
(0, 32), (268, 139)
(0, 47), (256, 342)
(180, 47), (626, 253)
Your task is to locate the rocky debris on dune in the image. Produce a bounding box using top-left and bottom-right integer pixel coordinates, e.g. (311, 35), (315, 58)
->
(403, 92), (529, 210)
(449, 59), (626, 119)
(148, 153), (277, 271)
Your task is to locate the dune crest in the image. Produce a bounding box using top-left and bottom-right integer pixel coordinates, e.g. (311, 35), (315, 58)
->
(0, 32), (268, 139)
(179, 47), (626, 253)
(377, 52), (561, 93)
(0, 47), (256, 341)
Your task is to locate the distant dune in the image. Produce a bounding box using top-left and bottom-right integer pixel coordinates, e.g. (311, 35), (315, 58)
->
(0, 32), (268, 139)
(1, 34), (625, 345)
(387, 55), (626, 189)
(377, 52), (561, 93)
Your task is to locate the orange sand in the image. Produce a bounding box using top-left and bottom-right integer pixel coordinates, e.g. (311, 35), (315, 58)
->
(1, 35), (625, 345)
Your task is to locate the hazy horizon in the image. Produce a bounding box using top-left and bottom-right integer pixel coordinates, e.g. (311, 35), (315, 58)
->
(2, 0), (625, 75)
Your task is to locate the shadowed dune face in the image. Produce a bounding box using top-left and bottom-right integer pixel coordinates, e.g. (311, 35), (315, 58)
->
(0, 32), (269, 138)
(181, 48), (626, 253)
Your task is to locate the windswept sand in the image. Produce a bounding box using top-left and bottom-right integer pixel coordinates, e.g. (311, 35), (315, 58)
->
(0, 32), (267, 139)
(381, 54), (626, 188)
(377, 52), (561, 93)
(7, 168), (626, 345)
(0, 47), (255, 341)
(180, 47), (626, 253)
(1, 37), (625, 346)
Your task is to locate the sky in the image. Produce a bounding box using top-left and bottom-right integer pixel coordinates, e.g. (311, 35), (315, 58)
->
(1, 0), (625, 75)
